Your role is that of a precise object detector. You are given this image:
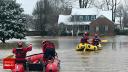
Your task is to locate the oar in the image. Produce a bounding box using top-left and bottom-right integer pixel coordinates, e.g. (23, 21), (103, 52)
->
(101, 40), (108, 42)
(26, 53), (44, 57)
(5, 55), (14, 58)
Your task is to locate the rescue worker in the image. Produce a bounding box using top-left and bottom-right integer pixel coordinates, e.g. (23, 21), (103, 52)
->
(41, 40), (56, 60)
(92, 34), (101, 46)
(83, 32), (89, 38)
(12, 41), (32, 69)
(82, 32), (89, 44)
(41, 40), (51, 53)
(80, 37), (86, 43)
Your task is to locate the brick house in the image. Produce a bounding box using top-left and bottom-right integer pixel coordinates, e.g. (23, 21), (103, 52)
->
(90, 15), (115, 36)
(58, 8), (115, 36)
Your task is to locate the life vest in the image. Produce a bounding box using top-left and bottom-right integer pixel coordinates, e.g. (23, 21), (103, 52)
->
(45, 43), (55, 49)
(93, 38), (100, 45)
(43, 43), (56, 60)
(80, 38), (86, 43)
(15, 49), (26, 58)
(94, 38), (99, 42)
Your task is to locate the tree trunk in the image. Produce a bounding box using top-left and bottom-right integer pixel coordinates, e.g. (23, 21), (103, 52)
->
(112, 0), (114, 22)
(2, 38), (5, 43)
(120, 16), (122, 30)
(79, 0), (82, 8)
(84, 0), (89, 8)
(113, 0), (117, 22)
(106, 0), (110, 10)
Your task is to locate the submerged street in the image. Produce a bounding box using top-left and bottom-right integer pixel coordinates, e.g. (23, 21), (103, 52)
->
(1, 36), (128, 72)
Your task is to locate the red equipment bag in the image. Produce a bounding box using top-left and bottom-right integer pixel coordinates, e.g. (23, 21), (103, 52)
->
(3, 58), (15, 69)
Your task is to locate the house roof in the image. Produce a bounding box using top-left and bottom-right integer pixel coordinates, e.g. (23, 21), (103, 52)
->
(58, 15), (71, 24)
(90, 15), (114, 25)
(58, 15), (90, 25)
(71, 8), (100, 15)
(97, 11), (112, 21)
(64, 22), (91, 25)
(58, 8), (113, 25)
(71, 8), (112, 21)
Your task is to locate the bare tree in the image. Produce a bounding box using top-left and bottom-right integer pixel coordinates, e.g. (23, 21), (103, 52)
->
(105, 0), (111, 10)
(104, 0), (120, 22)
(116, 4), (124, 29)
(122, 11), (128, 29)
(33, 0), (44, 31)
(79, 0), (82, 8)
(79, 0), (95, 8)
(123, 0), (128, 27)
(32, 0), (72, 35)
(94, 0), (120, 22)
(54, 0), (72, 15)
(22, 14), (35, 31)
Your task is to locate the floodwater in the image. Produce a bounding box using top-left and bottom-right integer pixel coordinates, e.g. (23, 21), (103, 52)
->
(1, 36), (128, 72)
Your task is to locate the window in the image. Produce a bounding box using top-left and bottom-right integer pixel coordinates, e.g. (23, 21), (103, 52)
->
(79, 16), (83, 21)
(71, 15), (79, 21)
(96, 26), (99, 31)
(79, 25), (83, 31)
(83, 16), (86, 21)
(105, 25), (108, 31)
(91, 15), (96, 20)
(71, 16), (74, 21)
(71, 15), (80, 21)
(76, 16), (79, 21)
(83, 15), (96, 21)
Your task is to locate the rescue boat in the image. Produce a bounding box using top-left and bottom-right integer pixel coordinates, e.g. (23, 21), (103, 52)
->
(3, 53), (60, 72)
(76, 43), (87, 51)
(76, 43), (102, 51)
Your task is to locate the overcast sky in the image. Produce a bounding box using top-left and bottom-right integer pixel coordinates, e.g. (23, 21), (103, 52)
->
(16, 0), (38, 15)
(16, 0), (127, 15)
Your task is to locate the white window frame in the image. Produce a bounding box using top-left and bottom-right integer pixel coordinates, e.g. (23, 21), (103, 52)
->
(96, 26), (99, 31)
(79, 16), (83, 21)
(105, 25), (108, 31)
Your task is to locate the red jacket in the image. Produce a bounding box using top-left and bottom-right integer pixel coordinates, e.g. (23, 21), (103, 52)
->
(92, 38), (101, 45)
(81, 36), (89, 43)
(42, 42), (55, 53)
(13, 44), (32, 61)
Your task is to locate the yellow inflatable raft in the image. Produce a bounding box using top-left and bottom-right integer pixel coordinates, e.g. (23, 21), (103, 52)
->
(76, 43), (102, 51)
(76, 43), (86, 51)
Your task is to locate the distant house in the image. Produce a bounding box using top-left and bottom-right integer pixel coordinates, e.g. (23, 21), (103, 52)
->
(90, 15), (114, 36)
(58, 8), (115, 36)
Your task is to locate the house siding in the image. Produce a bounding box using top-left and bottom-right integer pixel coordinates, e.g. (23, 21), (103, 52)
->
(90, 17), (115, 36)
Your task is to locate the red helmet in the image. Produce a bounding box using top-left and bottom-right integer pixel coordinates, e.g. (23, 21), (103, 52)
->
(42, 40), (50, 45)
(95, 34), (98, 36)
(17, 41), (23, 48)
(84, 32), (89, 35)
(94, 34), (98, 38)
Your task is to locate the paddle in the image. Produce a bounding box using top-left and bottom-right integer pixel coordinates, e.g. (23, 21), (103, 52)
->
(101, 40), (108, 42)
(5, 53), (44, 58)
(26, 53), (44, 57)
(5, 55), (14, 58)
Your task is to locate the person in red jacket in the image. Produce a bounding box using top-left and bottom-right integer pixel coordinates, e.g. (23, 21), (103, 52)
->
(83, 32), (89, 37)
(41, 40), (51, 53)
(12, 41), (32, 68)
(41, 40), (56, 60)
(92, 34), (101, 46)
(81, 32), (89, 44)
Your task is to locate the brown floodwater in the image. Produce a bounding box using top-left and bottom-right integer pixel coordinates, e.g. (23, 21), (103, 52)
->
(1, 35), (128, 72)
